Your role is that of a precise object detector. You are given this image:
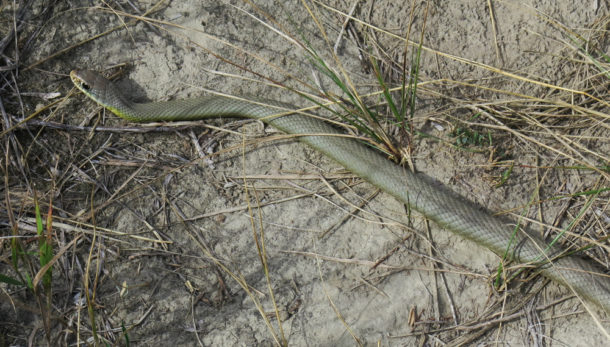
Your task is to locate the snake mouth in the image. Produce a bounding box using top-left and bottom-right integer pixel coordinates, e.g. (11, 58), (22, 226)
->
(70, 70), (91, 92)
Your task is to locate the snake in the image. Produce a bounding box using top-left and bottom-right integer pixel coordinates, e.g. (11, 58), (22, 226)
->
(70, 69), (610, 314)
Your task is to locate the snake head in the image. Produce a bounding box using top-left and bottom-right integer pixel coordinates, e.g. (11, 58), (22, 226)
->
(70, 70), (106, 97)
(70, 69), (135, 120)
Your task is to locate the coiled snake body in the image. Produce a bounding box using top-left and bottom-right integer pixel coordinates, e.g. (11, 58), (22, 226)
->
(71, 69), (610, 314)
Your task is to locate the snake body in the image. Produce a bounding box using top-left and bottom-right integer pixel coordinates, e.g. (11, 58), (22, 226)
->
(70, 69), (610, 313)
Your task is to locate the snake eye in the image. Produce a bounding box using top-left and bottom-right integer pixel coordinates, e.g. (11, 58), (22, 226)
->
(81, 82), (91, 91)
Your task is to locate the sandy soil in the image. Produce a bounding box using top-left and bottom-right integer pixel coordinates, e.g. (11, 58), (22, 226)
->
(2, 0), (609, 345)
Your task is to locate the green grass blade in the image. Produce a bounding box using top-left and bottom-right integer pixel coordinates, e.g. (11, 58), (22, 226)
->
(0, 273), (24, 286)
(370, 56), (401, 122)
(34, 196), (53, 290)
